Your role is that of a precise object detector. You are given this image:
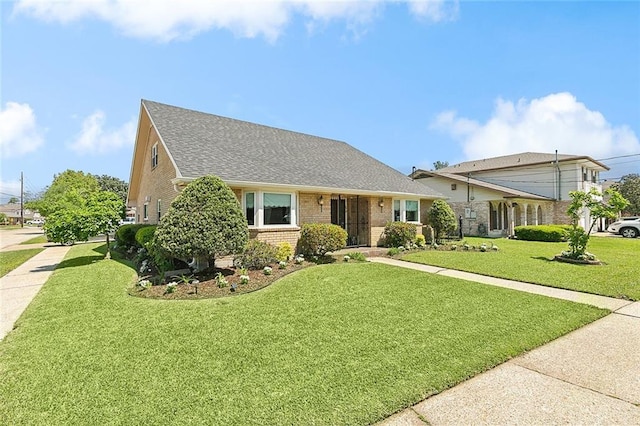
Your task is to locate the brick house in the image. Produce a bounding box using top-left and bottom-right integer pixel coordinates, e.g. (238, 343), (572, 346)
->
(127, 100), (443, 249)
(411, 152), (609, 237)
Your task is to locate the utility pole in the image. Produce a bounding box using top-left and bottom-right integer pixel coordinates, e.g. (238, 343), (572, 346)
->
(20, 172), (24, 228)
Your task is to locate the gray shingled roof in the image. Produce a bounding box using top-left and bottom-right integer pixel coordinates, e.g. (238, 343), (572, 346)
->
(417, 171), (552, 200)
(437, 152), (609, 174)
(143, 100), (442, 198)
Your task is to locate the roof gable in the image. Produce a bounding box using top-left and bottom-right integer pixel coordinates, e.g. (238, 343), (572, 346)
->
(142, 100), (442, 198)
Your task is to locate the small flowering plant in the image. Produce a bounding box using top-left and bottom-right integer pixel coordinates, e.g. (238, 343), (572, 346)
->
(343, 255), (351, 262)
(263, 266), (273, 275)
(138, 279), (152, 289)
(240, 274), (250, 285)
(215, 272), (228, 288)
(294, 255), (304, 264)
(278, 261), (287, 269)
(166, 282), (178, 294)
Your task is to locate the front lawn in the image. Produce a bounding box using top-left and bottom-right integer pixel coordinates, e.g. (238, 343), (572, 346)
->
(0, 243), (607, 425)
(19, 235), (48, 245)
(402, 236), (640, 300)
(0, 248), (44, 277)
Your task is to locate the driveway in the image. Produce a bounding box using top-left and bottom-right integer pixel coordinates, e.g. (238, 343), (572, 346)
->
(0, 227), (45, 250)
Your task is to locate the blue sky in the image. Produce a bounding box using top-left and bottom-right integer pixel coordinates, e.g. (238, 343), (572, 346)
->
(1, 0), (639, 202)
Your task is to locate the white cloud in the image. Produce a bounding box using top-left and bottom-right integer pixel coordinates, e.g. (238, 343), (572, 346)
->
(431, 92), (640, 161)
(0, 102), (44, 159)
(68, 111), (136, 155)
(13, 0), (458, 42)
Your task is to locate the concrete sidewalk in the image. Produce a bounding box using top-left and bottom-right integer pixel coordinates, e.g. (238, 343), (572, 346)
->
(372, 257), (640, 425)
(0, 245), (71, 340)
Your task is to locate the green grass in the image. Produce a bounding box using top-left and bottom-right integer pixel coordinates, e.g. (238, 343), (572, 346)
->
(0, 243), (607, 425)
(403, 236), (640, 300)
(19, 235), (48, 245)
(0, 248), (44, 277)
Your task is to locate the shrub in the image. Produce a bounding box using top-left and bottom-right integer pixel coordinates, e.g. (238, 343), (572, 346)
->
(382, 222), (416, 248)
(135, 225), (157, 248)
(278, 261), (287, 269)
(426, 200), (457, 242)
(298, 223), (348, 256)
(275, 242), (293, 262)
(215, 272), (228, 288)
(387, 247), (401, 256)
(514, 225), (572, 242)
(116, 224), (151, 249)
(263, 266), (273, 275)
(234, 239), (278, 270)
(346, 252), (367, 261)
(153, 175), (249, 271)
(415, 234), (426, 248)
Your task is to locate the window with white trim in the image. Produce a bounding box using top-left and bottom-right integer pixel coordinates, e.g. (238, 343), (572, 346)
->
(151, 143), (158, 169)
(392, 199), (420, 223)
(243, 191), (297, 227)
(245, 192), (255, 226)
(143, 203), (149, 221)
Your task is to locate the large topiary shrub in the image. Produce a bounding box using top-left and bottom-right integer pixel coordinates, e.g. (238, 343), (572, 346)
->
(514, 225), (572, 242)
(153, 175), (249, 271)
(234, 239), (278, 270)
(427, 200), (457, 242)
(382, 222), (416, 248)
(298, 223), (348, 256)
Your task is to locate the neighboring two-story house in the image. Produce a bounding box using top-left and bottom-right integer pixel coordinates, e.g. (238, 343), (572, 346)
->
(127, 100), (444, 249)
(412, 152), (609, 237)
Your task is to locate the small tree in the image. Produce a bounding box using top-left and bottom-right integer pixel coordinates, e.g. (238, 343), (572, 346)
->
(565, 188), (629, 258)
(432, 160), (449, 170)
(426, 199), (457, 243)
(153, 175), (249, 271)
(612, 173), (640, 215)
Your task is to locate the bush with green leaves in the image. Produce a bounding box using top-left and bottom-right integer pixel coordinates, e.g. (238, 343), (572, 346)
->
(426, 199), (457, 242)
(346, 252), (367, 261)
(116, 224), (152, 249)
(298, 223), (348, 256)
(234, 239), (278, 270)
(135, 226), (157, 248)
(153, 175), (249, 271)
(514, 225), (572, 242)
(382, 222), (416, 248)
(415, 234), (426, 247)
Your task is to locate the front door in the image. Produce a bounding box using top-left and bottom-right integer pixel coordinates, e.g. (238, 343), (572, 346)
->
(331, 196), (346, 230)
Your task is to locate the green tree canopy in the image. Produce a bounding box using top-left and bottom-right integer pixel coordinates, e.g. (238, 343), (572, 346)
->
(92, 174), (129, 204)
(153, 175), (249, 271)
(432, 161), (449, 170)
(36, 170), (124, 254)
(426, 199), (457, 242)
(8, 197), (19, 204)
(29, 170), (100, 216)
(612, 174), (640, 215)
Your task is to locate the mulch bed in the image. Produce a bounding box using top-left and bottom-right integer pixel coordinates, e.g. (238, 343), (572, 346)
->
(128, 261), (315, 300)
(552, 255), (602, 265)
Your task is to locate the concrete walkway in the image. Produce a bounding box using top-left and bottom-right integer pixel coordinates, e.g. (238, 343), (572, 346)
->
(371, 257), (640, 426)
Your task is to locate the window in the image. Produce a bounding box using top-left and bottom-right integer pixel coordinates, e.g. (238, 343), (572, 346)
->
(592, 171), (598, 184)
(143, 203), (149, 221)
(451, 184), (457, 191)
(393, 200), (401, 222)
(151, 143), (158, 169)
(393, 199), (420, 223)
(582, 167), (587, 182)
(157, 200), (161, 221)
(405, 200), (419, 222)
(245, 192), (255, 226)
(264, 193), (291, 225)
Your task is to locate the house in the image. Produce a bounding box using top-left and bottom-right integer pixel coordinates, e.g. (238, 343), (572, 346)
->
(127, 100), (443, 248)
(412, 152), (609, 236)
(0, 203), (38, 225)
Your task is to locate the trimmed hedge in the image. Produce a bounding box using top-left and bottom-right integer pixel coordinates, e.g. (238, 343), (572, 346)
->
(135, 225), (157, 248)
(383, 222), (416, 248)
(115, 224), (153, 249)
(234, 239), (278, 270)
(298, 223), (348, 256)
(514, 225), (573, 242)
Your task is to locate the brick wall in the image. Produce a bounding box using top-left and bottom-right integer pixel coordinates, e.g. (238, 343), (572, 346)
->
(298, 192), (331, 224)
(135, 125), (179, 225)
(250, 228), (301, 252)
